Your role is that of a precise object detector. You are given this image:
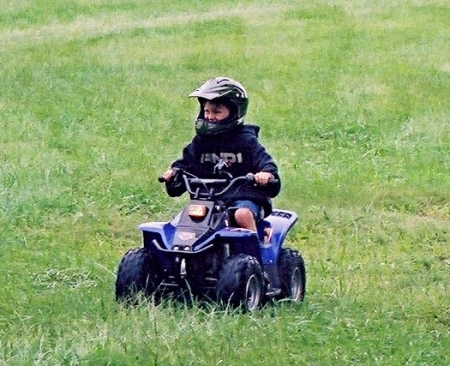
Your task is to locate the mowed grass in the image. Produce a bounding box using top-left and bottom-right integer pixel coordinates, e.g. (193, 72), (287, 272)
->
(1, 0), (449, 365)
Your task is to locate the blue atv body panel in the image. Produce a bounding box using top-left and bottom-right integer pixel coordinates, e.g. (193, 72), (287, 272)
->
(138, 209), (298, 266)
(257, 210), (298, 265)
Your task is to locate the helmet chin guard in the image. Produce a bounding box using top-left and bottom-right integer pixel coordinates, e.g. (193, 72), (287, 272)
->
(195, 118), (240, 136)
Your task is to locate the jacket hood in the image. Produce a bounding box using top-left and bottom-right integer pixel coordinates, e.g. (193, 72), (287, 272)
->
(236, 125), (261, 137)
(238, 124), (260, 137)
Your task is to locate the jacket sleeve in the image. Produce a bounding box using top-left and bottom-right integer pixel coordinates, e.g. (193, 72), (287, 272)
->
(250, 136), (281, 198)
(165, 142), (196, 197)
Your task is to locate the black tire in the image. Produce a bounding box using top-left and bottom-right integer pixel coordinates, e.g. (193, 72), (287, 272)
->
(216, 254), (264, 311)
(278, 248), (306, 302)
(115, 247), (163, 303)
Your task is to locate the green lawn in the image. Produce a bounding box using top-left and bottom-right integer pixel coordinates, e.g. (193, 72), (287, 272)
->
(1, 0), (449, 365)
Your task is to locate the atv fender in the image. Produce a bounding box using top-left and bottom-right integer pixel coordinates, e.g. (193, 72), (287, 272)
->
(138, 212), (181, 248)
(214, 227), (262, 263)
(258, 210), (298, 265)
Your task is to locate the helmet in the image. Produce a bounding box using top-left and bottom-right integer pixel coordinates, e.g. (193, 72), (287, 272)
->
(189, 77), (249, 135)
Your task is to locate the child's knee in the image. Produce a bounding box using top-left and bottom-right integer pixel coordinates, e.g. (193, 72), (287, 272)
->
(234, 208), (254, 222)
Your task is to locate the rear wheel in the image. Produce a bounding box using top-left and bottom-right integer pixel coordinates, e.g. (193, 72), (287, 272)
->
(115, 247), (163, 303)
(278, 248), (306, 302)
(216, 254), (264, 311)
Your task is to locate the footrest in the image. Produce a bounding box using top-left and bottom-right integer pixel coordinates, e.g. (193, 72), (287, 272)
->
(266, 288), (281, 297)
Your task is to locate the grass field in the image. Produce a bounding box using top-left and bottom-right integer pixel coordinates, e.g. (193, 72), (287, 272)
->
(1, 0), (449, 365)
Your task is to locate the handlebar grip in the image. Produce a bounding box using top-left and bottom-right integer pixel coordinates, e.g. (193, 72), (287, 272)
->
(245, 173), (279, 185)
(158, 167), (181, 183)
(245, 173), (256, 184)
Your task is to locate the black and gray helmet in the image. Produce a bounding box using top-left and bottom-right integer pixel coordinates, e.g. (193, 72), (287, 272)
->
(189, 77), (249, 135)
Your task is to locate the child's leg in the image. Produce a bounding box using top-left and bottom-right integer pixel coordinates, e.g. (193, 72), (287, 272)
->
(234, 208), (257, 231)
(229, 200), (262, 232)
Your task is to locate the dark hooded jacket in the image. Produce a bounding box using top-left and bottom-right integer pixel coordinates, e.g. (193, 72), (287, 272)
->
(165, 125), (281, 217)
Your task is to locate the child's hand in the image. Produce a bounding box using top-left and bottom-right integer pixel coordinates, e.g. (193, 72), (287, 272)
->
(162, 169), (175, 182)
(254, 172), (274, 186)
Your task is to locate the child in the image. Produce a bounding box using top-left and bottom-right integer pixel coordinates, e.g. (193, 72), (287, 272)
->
(162, 77), (280, 232)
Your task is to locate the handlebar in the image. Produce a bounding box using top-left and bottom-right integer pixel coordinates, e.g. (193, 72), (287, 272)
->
(158, 171), (278, 199)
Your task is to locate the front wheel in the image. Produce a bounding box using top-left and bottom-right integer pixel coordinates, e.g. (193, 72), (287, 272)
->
(278, 248), (306, 302)
(216, 254), (264, 311)
(115, 247), (163, 303)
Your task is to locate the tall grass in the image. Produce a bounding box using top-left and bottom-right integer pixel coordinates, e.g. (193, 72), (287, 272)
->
(1, 0), (449, 365)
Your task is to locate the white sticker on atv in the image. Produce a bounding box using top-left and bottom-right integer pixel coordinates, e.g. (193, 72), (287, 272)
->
(178, 232), (196, 241)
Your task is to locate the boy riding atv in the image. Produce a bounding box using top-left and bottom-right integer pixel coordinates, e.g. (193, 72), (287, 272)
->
(115, 78), (306, 310)
(162, 76), (280, 232)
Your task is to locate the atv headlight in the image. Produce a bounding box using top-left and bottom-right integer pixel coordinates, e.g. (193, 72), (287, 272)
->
(188, 204), (208, 219)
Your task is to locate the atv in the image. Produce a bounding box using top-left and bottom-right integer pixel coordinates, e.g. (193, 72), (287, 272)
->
(115, 164), (306, 311)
